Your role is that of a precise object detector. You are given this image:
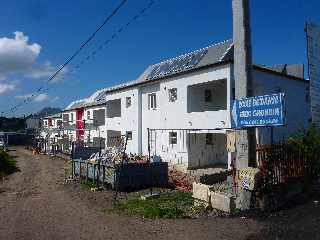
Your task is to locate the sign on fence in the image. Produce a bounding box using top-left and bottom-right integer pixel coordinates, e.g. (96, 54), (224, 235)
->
(232, 93), (285, 128)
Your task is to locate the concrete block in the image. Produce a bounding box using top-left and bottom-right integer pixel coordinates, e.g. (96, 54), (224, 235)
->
(236, 188), (252, 210)
(211, 191), (236, 213)
(192, 182), (210, 203)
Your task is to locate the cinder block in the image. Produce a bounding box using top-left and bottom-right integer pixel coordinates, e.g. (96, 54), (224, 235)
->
(236, 188), (252, 210)
(211, 191), (236, 213)
(192, 182), (210, 203)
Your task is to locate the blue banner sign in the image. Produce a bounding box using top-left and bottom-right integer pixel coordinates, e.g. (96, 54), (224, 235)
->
(232, 93), (285, 128)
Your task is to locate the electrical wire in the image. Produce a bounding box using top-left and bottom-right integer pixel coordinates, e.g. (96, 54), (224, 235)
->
(1, 0), (129, 116)
(6, 0), (155, 117)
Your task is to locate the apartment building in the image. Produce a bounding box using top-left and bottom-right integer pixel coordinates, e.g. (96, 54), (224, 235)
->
(101, 40), (309, 169)
(63, 88), (107, 149)
(54, 39), (309, 169)
(41, 113), (63, 152)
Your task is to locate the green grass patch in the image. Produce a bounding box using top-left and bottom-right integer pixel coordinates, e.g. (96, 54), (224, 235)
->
(108, 191), (200, 219)
(80, 180), (97, 190)
(0, 150), (17, 176)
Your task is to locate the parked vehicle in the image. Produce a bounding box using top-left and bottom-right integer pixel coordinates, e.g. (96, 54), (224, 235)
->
(0, 137), (7, 151)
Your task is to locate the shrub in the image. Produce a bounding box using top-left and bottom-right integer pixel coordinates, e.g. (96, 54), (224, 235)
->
(0, 150), (17, 175)
(287, 124), (320, 176)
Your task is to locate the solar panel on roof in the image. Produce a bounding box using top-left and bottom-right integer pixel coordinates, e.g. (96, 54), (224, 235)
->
(146, 48), (208, 80)
(94, 91), (106, 103)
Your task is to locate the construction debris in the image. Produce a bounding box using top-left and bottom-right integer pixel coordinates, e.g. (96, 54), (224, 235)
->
(88, 147), (148, 165)
(169, 169), (195, 192)
(140, 192), (160, 200)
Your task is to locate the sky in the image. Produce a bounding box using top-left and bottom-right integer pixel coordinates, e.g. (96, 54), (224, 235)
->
(0, 0), (320, 117)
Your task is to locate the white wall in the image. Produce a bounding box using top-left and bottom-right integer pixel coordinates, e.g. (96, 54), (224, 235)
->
(188, 132), (228, 169)
(105, 88), (140, 154)
(83, 106), (106, 144)
(250, 68), (310, 144)
(141, 64), (232, 166)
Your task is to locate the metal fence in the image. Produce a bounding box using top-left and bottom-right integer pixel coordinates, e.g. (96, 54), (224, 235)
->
(71, 159), (169, 191)
(257, 142), (314, 192)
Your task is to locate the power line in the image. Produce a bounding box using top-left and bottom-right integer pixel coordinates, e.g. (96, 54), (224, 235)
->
(45, 0), (128, 85)
(5, 0), (155, 117)
(2, 0), (129, 116)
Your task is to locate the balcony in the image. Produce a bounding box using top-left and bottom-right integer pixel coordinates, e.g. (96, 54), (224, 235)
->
(187, 79), (227, 113)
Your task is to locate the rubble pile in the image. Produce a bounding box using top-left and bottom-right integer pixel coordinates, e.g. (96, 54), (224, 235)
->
(88, 148), (148, 165)
(169, 169), (195, 192)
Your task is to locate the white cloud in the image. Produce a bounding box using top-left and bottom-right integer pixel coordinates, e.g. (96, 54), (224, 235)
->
(0, 31), (41, 74)
(34, 93), (50, 102)
(25, 61), (68, 83)
(15, 93), (58, 103)
(0, 31), (66, 83)
(0, 83), (16, 94)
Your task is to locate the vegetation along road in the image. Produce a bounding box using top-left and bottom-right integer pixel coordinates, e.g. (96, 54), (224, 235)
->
(0, 147), (320, 240)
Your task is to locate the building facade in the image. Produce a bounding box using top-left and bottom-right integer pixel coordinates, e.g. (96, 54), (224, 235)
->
(43, 40), (310, 169)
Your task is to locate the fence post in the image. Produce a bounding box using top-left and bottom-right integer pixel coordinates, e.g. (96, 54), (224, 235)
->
(103, 165), (105, 186)
(86, 162), (89, 182)
(93, 164), (95, 184)
(147, 128), (151, 163)
(71, 158), (74, 179)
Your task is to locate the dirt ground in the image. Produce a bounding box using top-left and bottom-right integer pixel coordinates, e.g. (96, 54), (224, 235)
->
(0, 147), (320, 240)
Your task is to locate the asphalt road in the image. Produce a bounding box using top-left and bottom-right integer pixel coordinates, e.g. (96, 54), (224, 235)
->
(0, 147), (320, 240)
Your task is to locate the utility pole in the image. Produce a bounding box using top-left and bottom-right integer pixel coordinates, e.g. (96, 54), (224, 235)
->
(232, 0), (256, 169)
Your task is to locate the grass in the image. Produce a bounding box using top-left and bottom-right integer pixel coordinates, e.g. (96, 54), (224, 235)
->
(107, 191), (201, 219)
(0, 149), (17, 177)
(80, 180), (97, 190)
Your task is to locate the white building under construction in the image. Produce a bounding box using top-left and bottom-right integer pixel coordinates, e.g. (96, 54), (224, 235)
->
(42, 39), (310, 170)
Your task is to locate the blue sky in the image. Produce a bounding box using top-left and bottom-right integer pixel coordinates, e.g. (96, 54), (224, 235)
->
(0, 0), (320, 117)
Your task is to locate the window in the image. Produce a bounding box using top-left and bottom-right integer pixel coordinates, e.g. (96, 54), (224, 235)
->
(148, 93), (157, 110)
(87, 111), (90, 120)
(62, 114), (69, 122)
(168, 88), (177, 102)
(57, 120), (62, 127)
(70, 113), (74, 122)
(44, 120), (47, 126)
(126, 131), (132, 140)
(169, 132), (177, 145)
(204, 89), (212, 102)
(206, 133), (213, 145)
(126, 97), (132, 108)
(93, 109), (106, 126)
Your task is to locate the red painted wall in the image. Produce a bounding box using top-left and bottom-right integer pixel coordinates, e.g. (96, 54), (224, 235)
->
(76, 108), (85, 140)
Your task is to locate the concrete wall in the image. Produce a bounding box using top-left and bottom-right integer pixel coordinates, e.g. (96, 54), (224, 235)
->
(188, 132), (228, 169)
(250, 68), (310, 144)
(105, 88), (141, 154)
(83, 106), (106, 145)
(55, 62), (309, 170)
(96, 64), (232, 168)
(141, 65), (232, 161)
(187, 79), (227, 113)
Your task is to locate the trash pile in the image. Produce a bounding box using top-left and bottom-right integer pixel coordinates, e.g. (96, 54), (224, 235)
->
(88, 148), (148, 166)
(169, 169), (195, 192)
